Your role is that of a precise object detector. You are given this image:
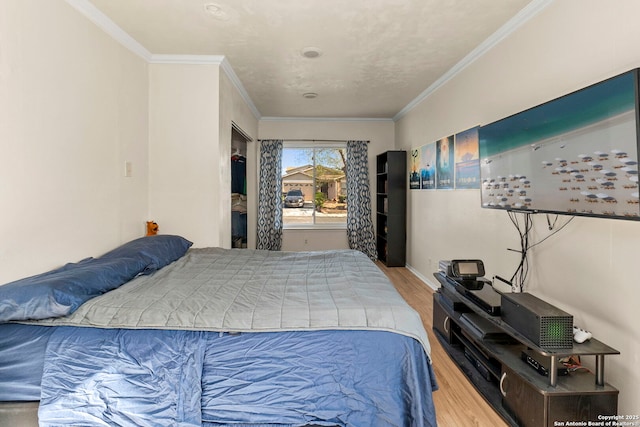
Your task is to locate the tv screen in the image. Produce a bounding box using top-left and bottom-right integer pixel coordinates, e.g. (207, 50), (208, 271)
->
(479, 69), (640, 220)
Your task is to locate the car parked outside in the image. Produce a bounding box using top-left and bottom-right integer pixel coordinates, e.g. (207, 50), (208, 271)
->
(284, 189), (305, 208)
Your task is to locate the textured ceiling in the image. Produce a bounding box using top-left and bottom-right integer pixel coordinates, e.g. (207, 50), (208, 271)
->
(87, 0), (534, 119)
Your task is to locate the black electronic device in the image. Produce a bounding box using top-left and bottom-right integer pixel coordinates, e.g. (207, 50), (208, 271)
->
(465, 283), (502, 316)
(459, 313), (511, 342)
(440, 259), (487, 291)
(450, 260), (486, 291)
(444, 274), (502, 315)
(464, 348), (494, 381)
(521, 349), (569, 377)
(450, 259), (485, 280)
(438, 287), (468, 311)
(451, 277), (486, 291)
(459, 329), (502, 381)
(501, 292), (574, 348)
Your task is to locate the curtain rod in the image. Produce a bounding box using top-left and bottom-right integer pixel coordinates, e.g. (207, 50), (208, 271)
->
(257, 139), (369, 143)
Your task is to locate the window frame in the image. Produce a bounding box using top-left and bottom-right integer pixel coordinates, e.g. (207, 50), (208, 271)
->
(282, 141), (348, 230)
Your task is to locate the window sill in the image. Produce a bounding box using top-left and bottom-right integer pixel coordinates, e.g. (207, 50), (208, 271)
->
(283, 224), (347, 231)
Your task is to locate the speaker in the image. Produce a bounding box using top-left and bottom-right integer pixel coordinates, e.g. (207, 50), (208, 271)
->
(501, 292), (573, 348)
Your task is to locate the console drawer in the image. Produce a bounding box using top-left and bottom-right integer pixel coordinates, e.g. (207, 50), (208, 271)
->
(500, 364), (618, 427)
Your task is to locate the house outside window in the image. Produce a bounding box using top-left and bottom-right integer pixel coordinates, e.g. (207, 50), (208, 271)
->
(282, 144), (347, 228)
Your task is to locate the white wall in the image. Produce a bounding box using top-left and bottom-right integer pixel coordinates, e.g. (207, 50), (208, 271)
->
(396, 0), (640, 414)
(0, 2), (262, 282)
(148, 63), (221, 247)
(258, 119), (395, 251)
(0, 0), (149, 283)
(148, 62), (259, 249)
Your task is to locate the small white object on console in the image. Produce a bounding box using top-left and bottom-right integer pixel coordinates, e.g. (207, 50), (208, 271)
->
(573, 326), (593, 343)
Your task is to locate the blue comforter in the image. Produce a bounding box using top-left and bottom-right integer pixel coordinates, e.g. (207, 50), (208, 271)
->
(0, 323), (54, 401)
(37, 327), (437, 426)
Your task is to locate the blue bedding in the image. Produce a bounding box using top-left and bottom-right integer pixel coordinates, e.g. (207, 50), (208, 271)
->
(36, 327), (437, 426)
(200, 330), (437, 426)
(39, 327), (205, 426)
(0, 323), (54, 401)
(1, 243), (437, 425)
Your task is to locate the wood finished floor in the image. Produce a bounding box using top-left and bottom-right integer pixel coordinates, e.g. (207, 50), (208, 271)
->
(377, 263), (509, 427)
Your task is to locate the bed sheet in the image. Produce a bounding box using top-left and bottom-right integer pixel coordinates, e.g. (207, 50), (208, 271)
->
(37, 327), (437, 427)
(0, 323), (54, 401)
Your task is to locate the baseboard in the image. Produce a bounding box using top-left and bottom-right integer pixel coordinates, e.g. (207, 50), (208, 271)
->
(405, 263), (439, 291)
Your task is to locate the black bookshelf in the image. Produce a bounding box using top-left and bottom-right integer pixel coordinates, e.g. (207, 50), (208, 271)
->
(376, 151), (406, 267)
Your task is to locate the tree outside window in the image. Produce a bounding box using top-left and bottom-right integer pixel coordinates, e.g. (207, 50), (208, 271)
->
(282, 145), (347, 227)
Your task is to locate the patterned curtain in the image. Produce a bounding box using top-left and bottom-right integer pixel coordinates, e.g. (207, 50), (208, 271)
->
(257, 140), (283, 250)
(346, 140), (377, 261)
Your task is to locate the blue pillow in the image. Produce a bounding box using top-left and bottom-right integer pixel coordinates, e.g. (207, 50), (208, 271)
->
(0, 256), (149, 322)
(100, 235), (193, 275)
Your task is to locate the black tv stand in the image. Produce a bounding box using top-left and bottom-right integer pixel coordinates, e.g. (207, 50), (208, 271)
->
(432, 272), (619, 427)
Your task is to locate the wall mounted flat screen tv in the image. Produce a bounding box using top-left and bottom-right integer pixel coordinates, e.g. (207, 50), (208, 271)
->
(479, 69), (640, 220)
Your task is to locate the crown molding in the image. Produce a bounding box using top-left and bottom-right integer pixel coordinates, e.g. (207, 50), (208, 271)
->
(220, 58), (262, 120)
(260, 116), (393, 122)
(67, 0), (553, 124)
(65, 0), (152, 61)
(65, 1), (261, 120)
(393, 0), (555, 122)
(149, 54), (224, 65)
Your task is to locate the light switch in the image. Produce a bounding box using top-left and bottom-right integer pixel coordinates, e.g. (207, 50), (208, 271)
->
(124, 161), (133, 177)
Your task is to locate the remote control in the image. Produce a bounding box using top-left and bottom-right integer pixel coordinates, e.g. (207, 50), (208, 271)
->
(573, 326), (592, 343)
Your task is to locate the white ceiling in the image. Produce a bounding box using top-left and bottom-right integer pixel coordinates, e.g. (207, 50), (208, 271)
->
(82, 0), (541, 119)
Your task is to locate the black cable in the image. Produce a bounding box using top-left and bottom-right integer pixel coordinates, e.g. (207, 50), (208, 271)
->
(507, 211), (532, 292)
(506, 211), (575, 292)
(528, 216), (575, 250)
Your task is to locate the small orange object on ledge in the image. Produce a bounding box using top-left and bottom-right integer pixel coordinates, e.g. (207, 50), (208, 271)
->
(146, 221), (158, 236)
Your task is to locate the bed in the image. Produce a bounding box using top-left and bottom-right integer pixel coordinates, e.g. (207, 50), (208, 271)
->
(0, 235), (438, 426)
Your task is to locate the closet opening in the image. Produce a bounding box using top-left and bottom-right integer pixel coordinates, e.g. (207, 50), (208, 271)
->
(231, 123), (251, 248)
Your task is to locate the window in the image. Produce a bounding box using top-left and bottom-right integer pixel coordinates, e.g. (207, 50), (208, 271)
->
(282, 144), (347, 228)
